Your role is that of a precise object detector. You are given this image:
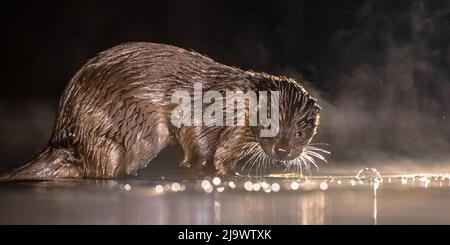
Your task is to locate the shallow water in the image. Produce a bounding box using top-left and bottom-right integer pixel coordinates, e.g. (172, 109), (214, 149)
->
(1, 169), (450, 225)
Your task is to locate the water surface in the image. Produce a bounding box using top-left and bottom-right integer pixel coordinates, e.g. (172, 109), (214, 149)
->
(1, 169), (449, 225)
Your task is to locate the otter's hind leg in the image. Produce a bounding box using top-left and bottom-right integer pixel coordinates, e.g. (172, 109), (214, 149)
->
(121, 122), (171, 176)
(84, 121), (171, 178)
(76, 100), (173, 178)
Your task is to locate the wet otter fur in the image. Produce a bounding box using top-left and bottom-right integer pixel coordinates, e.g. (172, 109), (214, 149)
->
(2, 42), (322, 180)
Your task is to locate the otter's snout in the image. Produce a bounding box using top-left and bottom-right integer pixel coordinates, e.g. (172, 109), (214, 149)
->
(271, 144), (303, 160)
(272, 147), (291, 159)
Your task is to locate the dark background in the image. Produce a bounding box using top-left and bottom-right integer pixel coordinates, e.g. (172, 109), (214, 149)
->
(0, 0), (449, 172)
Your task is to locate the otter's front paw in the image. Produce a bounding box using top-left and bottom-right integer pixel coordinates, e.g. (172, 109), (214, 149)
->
(214, 159), (237, 177)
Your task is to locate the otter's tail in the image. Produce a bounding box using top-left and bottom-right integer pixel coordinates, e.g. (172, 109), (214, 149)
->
(0, 146), (82, 181)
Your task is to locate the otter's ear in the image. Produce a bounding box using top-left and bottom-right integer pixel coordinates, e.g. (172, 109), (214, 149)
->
(307, 105), (320, 120)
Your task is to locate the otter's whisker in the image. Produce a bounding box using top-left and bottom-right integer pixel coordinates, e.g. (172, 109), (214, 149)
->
(289, 160), (297, 176)
(246, 160), (256, 177)
(260, 150), (270, 177)
(255, 150), (264, 177)
(289, 159), (297, 176)
(307, 143), (329, 146)
(241, 143), (260, 172)
(258, 157), (265, 178)
(298, 158), (304, 176)
(302, 153), (319, 171)
(241, 156), (252, 172)
(249, 147), (265, 177)
(255, 154), (262, 177)
(301, 155), (313, 175)
(297, 159), (303, 176)
(291, 161), (297, 176)
(246, 152), (259, 176)
(304, 150), (327, 163)
(283, 161), (291, 174)
(241, 153), (256, 174)
(264, 154), (271, 171)
(304, 146), (331, 154)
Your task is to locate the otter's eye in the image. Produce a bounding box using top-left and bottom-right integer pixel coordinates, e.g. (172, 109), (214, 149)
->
(296, 131), (303, 137)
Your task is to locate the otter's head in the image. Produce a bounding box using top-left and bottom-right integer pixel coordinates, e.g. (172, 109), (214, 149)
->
(255, 78), (320, 162)
(242, 73), (327, 175)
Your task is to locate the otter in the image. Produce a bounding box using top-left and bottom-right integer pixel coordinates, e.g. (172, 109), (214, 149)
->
(2, 42), (325, 180)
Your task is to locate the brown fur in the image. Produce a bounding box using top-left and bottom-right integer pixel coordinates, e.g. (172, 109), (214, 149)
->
(1, 42), (320, 180)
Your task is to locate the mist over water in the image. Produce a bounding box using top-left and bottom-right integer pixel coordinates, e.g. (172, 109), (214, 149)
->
(303, 0), (450, 170)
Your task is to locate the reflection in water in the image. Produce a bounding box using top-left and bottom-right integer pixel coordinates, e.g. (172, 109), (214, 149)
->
(300, 192), (325, 225)
(1, 173), (450, 224)
(215, 191), (325, 225)
(213, 200), (221, 225)
(354, 168), (381, 225)
(373, 182), (378, 225)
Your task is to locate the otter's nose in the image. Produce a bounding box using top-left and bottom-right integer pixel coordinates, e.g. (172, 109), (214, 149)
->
(273, 147), (291, 159)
